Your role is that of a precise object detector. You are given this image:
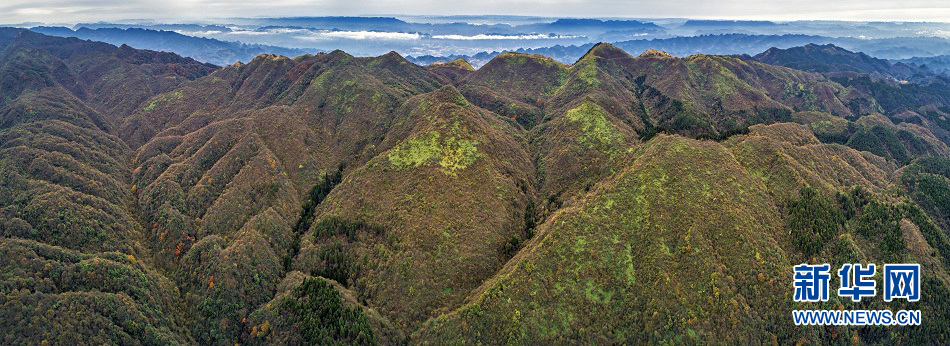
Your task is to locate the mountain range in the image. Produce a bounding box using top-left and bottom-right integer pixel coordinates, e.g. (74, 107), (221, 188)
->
(411, 34), (950, 68)
(28, 20), (950, 68)
(0, 27), (948, 344)
(29, 26), (316, 66)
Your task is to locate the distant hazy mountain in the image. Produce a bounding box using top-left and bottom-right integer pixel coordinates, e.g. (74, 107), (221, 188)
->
(516, 18), (664, 35)
(228, 16), (666, 36)
(409, 34), (950, 68)
(29, 26), (316, 66)
(43, 18), (950, 64)
(753, 43), (931, 80)
(903, 55), (950, 74)
(681, 19), (779, 28)
(71, 22), (234, 33)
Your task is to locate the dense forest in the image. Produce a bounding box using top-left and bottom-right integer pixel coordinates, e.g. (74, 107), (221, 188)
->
(1, 27), (949, 344)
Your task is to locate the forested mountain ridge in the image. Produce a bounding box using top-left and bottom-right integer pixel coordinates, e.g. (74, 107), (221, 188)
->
(1, 29), (949, 344)
(752, 43), (929, 80)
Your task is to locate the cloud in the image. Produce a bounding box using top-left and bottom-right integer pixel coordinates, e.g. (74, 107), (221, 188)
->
(174, 30), (224, 36)
(296, 30), (422, 40)
(431, 33), (581, 40)
(227, 27), (311, 35)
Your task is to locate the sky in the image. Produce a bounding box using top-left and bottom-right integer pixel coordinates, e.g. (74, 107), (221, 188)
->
(3, 0), (950, 24)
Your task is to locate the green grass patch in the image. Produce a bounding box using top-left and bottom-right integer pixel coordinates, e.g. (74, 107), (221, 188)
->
(566, 102), (621, 148)
(387, 130), (480, 176)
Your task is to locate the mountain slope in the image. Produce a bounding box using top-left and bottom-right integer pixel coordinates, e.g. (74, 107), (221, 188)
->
(292, 86), (535, 331)
(0, 28), (215, 345)
(417, 134), (796, 343)
(416, 125), (948, 344)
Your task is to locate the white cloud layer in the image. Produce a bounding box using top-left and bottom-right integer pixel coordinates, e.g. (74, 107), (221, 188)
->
(296, 30), (422, 40)
(431, 34), (580, 40)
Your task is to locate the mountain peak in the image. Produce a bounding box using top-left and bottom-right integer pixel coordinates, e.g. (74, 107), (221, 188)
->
(434, 58), (475, 71)
(638, 49), (674, 59)
(425, 84), (468, 105)
(495, 51), (560, 63)
(250, 53), (290, 62)
(382, 50), (405, 59)
(578, 42), (632, 62)
(478, 52), (566, 74)
(363, 50), (412, 68)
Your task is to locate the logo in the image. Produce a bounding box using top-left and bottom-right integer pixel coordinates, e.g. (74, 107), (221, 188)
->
(792, 263), (921, 326)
